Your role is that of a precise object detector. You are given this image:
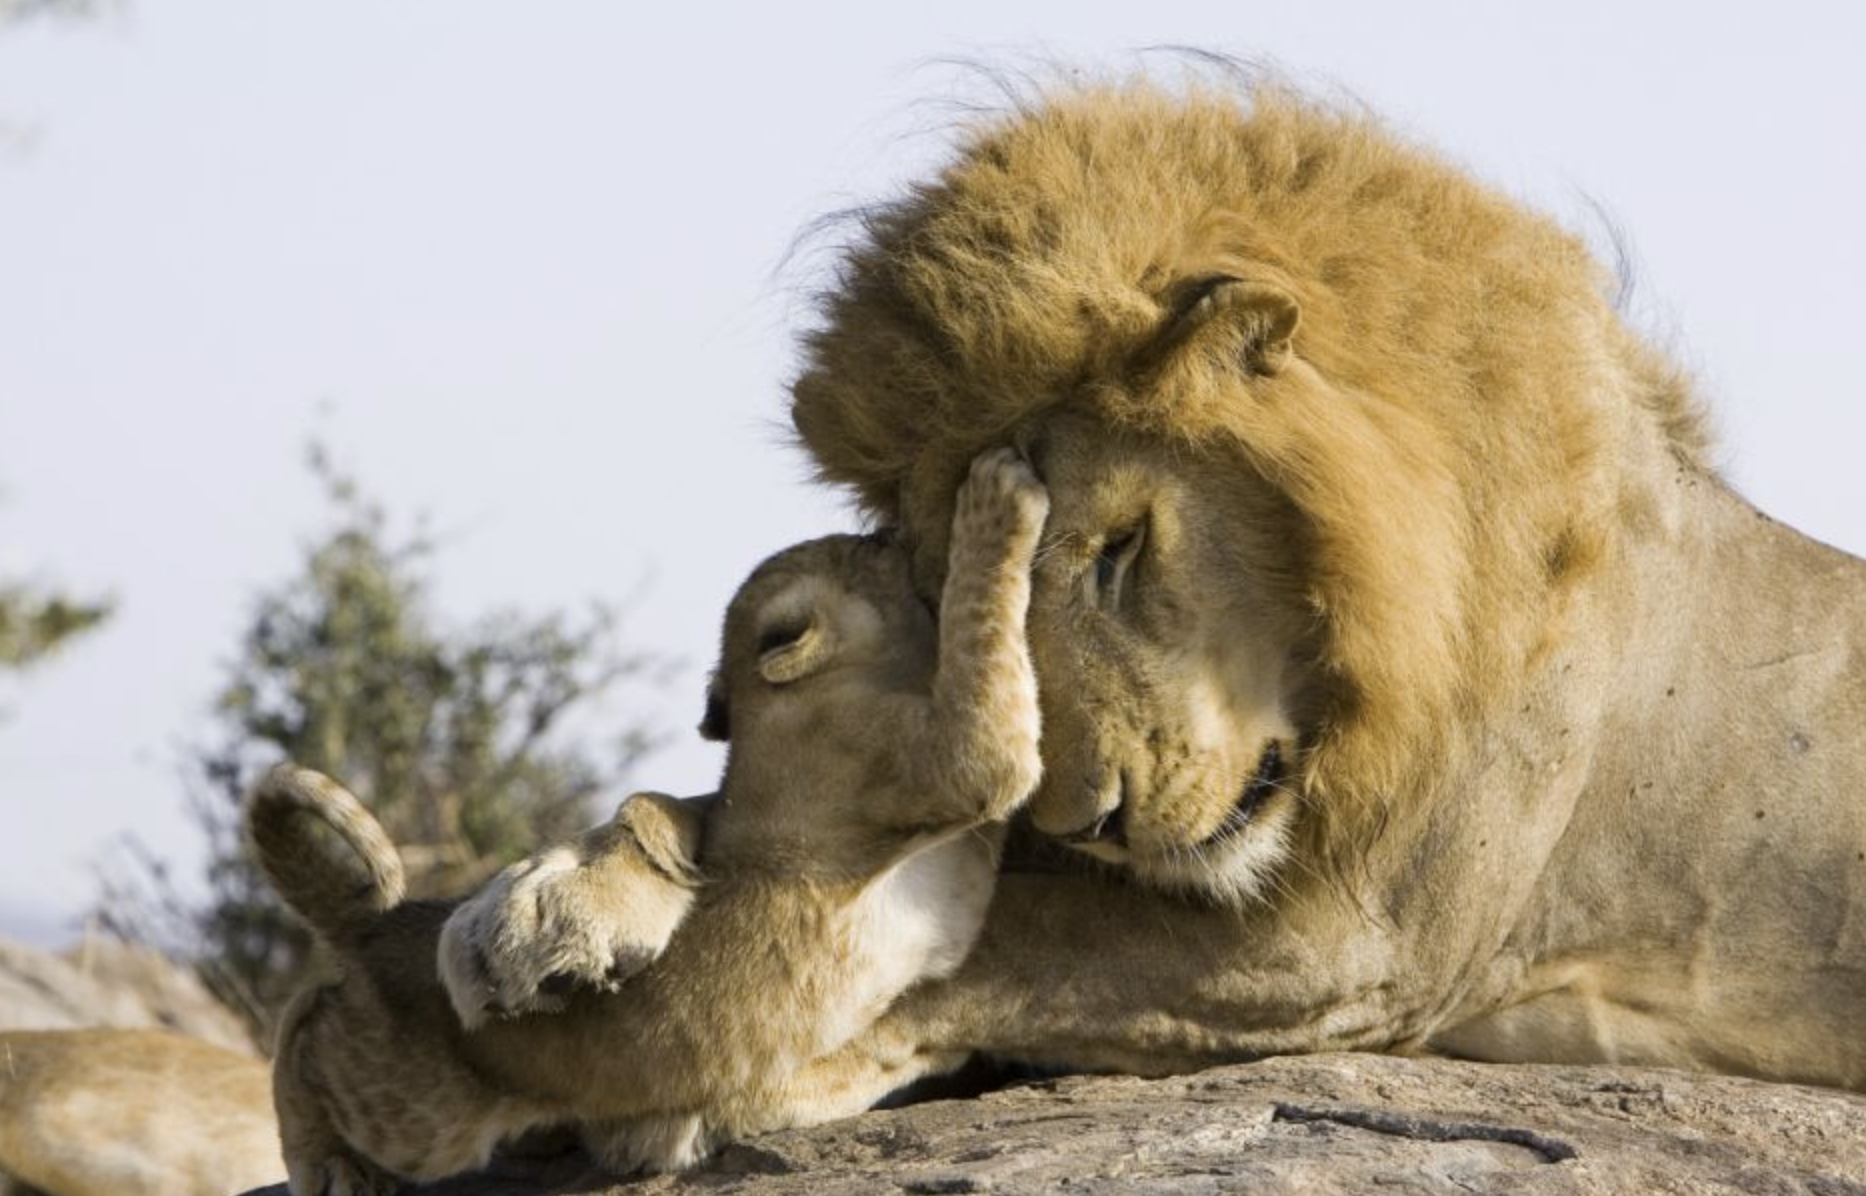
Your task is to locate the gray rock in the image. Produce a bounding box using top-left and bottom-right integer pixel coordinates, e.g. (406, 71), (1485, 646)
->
(239, 1053), (1866, 1195)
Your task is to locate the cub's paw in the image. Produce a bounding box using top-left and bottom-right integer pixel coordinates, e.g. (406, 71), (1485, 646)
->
(438, 816), (695, 1028)
(585, 1113), (711, 1175)
(955, 446), (1050, 552)
(286, 1149), (400, 1196)
(440, 848), (593, 1026)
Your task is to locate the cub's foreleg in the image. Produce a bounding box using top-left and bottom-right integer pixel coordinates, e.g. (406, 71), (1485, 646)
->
(916, 446), (1050, 823)
(439, 792), (707, 1026)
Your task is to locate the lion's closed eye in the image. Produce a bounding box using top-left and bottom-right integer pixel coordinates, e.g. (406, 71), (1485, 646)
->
(1095, 523), (1146, 601)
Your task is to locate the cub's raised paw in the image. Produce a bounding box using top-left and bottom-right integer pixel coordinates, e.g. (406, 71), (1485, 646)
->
(955, 446), (1049, 552)
(440, 849), (599, 1026)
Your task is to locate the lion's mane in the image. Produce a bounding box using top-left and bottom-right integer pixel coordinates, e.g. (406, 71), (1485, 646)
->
(790, 77), (1711, 863)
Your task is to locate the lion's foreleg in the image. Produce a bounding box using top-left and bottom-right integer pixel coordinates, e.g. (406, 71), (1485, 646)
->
(839, 870), (1415, 1079)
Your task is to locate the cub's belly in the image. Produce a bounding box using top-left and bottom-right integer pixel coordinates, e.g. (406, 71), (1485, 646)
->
(814, 833), (1001, 1055)
(854, 834), (999, 986)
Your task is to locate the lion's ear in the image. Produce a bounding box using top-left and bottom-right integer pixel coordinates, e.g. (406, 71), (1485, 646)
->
(1212, 280), (1300, 376)
(615, 791), (705, 884)
(1165, 276), (1301, 377)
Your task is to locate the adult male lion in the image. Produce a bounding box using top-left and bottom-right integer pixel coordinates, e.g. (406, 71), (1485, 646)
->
(783, 78), (1866, 1093)
(471, 77), (1866, 1120)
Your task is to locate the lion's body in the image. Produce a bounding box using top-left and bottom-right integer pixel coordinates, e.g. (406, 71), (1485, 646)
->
(773, 80), (1866, 1096)
(1430, 491), (1866, 1082)
(0, 1028), (282, 1196)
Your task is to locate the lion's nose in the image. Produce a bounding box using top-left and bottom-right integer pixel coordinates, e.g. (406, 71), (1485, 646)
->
(1060, 804), (1127, 847)
(1056, 771), (1128, 847)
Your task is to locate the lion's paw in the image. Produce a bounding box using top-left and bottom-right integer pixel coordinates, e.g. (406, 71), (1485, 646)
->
(438, 844), (664, 1029)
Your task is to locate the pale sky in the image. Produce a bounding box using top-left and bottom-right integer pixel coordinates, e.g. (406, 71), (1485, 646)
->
(2, 1), (1861, 945)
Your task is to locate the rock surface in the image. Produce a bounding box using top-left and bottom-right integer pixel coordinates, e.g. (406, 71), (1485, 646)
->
(241, 1053), (1866, 1195)
(0, 934), (254, 1054)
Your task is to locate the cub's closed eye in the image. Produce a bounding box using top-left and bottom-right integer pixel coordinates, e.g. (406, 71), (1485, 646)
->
(756, 623), (809, 655)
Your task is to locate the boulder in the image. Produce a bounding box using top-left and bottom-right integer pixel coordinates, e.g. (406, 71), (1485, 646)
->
(240, 1053), (1866, 1195)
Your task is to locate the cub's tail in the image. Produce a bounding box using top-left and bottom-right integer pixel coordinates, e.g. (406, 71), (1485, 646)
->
(245, 763), (406, 945)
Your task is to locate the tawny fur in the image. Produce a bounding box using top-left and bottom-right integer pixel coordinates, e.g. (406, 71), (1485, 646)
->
(252, 449), (1048, 1191)
(792, 80), (1706, 864)
(438, 777), (702, 1027)
(775, 75), (1866, 1095)
(486, 73), (1866, 1121)
(0, 1028), (282, 1196)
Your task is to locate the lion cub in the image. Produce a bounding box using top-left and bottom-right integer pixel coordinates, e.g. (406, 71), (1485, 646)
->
(253, 448), (1047, 1194)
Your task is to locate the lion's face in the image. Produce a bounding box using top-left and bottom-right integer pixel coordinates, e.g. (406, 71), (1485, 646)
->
(993, 411), (1317, 903)
(796, 87), (1642, 905)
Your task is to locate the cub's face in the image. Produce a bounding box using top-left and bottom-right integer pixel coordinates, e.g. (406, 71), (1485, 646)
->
(702, 535), (939, 870)
(909, 412), (1317, 904)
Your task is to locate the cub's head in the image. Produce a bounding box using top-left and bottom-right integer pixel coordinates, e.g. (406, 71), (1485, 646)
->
(699, 533), (938, 870)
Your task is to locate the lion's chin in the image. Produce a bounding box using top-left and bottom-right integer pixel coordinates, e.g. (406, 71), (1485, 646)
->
(1126, 793), (1297, 907)
(1057, 740), (1299, 903)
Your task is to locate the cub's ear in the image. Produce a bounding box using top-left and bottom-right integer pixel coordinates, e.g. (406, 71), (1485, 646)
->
(755, 611), (837, 684)
(1166, 276), (1301, 377)
(616, 791), (706, 885)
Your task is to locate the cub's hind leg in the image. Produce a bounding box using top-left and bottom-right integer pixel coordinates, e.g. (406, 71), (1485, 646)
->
(273, 1061), (400, 1196)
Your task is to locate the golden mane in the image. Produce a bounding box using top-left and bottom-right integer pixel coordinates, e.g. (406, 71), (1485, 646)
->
(791, 79), (1711, 856)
